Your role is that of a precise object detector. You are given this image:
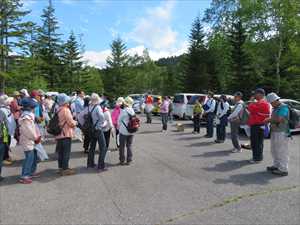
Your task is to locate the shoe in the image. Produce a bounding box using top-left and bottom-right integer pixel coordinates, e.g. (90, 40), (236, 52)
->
(205, 135), (212, 138)
(3, 160), (12, 165)
(125, 160), (132, 166)
(19, 178), (32, 184)
(0, 176), (4, 182)
(61, 168), (76, 176)
(232, 148), (242, 153)
(266, 166), (278, 172)
(118, 162), (125, 166)
(87, 164), (96, 169)
(272, 169), (288, 176)
(84, 150), (89, 154)
(241, 144), (251, 150)
(31, 172), (41, 178)
(249, 160), (262, 164)
(214, 140), (224, 143)
(97, 167), (108, 173)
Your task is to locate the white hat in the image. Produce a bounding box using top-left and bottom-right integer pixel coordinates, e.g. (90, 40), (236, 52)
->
(266, 92), (280, 103)
(20, 89), (29, 97)
(124, 96), (134, 107)
(0, 95), (9, 106)
(116, 97), (125, 106)
(90, 93), (102, 104)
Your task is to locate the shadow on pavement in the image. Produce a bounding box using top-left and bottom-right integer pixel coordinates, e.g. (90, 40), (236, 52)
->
(192, 149), (232, 158)
(138, 130), (163, 135)
(176, 136), (203, 141)
(187, 141), (215, 147)
(203, 160), (250, 172)
(213, 171), (282, 186)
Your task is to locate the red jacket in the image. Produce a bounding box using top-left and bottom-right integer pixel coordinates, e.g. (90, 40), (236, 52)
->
(248, 99), (271, 126)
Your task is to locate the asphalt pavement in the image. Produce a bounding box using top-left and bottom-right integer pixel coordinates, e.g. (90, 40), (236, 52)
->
(1, 116), (299, 225)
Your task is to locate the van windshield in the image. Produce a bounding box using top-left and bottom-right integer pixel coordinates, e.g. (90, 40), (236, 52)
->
(174, 95), (184, 103)
(188, 95), (206, 104)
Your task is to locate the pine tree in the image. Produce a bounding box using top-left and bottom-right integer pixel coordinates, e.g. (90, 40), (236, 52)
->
(35, 0), (62, 89)
(105, 38), (129, 97)
(184, 16), (210, 93)
(228, 19), (254, 95)
(0, 0), (30, 91)
(61, 31), (83, 92)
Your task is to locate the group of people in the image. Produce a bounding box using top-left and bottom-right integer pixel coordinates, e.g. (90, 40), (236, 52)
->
(0, 89), (137, 184)
(190, 89), (291, 176)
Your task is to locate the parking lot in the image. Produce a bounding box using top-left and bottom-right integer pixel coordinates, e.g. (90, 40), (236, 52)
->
(0, 116), (299, 225)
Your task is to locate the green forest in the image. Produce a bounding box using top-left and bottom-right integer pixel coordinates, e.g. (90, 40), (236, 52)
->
(1, 0), (300, 100)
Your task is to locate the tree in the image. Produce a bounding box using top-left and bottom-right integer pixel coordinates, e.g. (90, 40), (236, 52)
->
(35, 0), (62, 89)
(0, 0), (30, 91)
(105, 38), (129, 97)
(61, 31), (83, 92)
(184, 16), (210, 92)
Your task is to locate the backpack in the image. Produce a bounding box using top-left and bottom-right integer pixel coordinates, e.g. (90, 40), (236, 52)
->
(0, 109), (9, 144)
(123, 112), (140, 133)
(47, 111), (64, 136)
(82, 105), (97, 135)
(288, 106), (299, 129)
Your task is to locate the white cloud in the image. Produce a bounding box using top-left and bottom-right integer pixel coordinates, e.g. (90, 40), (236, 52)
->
(20, 0), (36, 9)
(82, 50), (111, 68)
(128, 1), (178, 50)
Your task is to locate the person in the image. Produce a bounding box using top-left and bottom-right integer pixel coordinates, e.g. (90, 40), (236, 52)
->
(192, 99), (203, 134)
(168, 96), (174, 124)
(19, 89), (29, 99)
(247, 88), (270, 164)
(55, 93), (77, 176)
(204, 92), (216, 138)
(118, 96), (135, 165)
(78, 96), (91, 153)
(74, 90), (85, 119)
(144, 95), (154, 124)
(111, 97), (124, 150)
(10, 91), (21, 121)
(18, 98), (41, 184)
(228, 92), (244, 152)
(265, 93), (290, 176)
(215, 95), (230, 143)
(101, 100), (113, 149)
(30, 90), (44, 125)
(0, 95), (16, 166)
(160, 96), (170, 132)
(87, 93), (107, 171)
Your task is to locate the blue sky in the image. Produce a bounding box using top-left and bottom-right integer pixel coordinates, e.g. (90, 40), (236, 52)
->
(22, 0), (212, 67)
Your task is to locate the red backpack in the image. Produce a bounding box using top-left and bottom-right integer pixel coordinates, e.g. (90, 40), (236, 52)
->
(123, 113), (140, 133)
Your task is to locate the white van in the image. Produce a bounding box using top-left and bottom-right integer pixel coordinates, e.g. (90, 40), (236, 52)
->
(173, 93), (198, 119)
(186, 94), (208, 119)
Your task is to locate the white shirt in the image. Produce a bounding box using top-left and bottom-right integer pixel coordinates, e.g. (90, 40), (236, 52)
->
(205, 98), (216, 113)
(216, 101), (230, 118)
(118, 107), (135, 136)
(228, 100), (244, 120)
(103, 109), (113, 132)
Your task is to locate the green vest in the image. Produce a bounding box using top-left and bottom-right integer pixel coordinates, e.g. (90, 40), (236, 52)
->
(270, 104), (289, 134)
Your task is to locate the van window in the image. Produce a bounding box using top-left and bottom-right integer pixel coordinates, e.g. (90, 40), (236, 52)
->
(188, 95), (206, 104)
(174, 95), (184, 103)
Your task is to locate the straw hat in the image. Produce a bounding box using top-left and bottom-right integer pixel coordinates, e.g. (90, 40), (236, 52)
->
(124, 96), (134, 107)
(90, 93), (102, 104)
(116, 97), (125, 106)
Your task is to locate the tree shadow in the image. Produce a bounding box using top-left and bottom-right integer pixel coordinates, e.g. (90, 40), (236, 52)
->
(213, 171), (282, 186)
(192, 149), (232, 158)
(187, 141), (215, 147)
(203, 160), (250, 172)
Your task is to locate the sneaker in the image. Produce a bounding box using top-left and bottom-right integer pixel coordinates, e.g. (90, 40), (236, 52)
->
(61, 168), (76, 176)
(3, 160), (13, 166)
(215, 140), (224, 144)
(266, 166), (278, 172)
(249, 159), (262, 164)
(232, 148), (242, 153)
(19, 178), (32, 184)
(118, 162), (125, 166)
(97, 167), (108, 173)
(272, 169), (288, 176)
(241, 144), (252, 150)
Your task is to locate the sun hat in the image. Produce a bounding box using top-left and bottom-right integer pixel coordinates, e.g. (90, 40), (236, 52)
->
(57, 93), (71, 106)
(124, 96), (134, 107)
(20, 89), (29, 97)
(20, 97), (38, 109)
(37, 89), (45, 96)
(254, 88), (265, 96)
(90, 93), (102, 104)
(13, 91), (20, 97)
(116, 97), (125, 106)
(266, 92), (280, 103)
(30, 90), (39, 98)
(0, 95), (9, 106)
(234, 91), (243, 97)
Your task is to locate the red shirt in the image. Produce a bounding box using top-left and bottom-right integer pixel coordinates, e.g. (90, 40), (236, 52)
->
(248, 99), (271, 126)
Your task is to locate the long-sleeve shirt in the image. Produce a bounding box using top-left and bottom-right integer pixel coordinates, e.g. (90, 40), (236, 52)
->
(160, 100), (170, 114)
(111, 106), (121, 128)
(228, 100), (244, 121)
(118, 107), (135, 136)
(74, 97), (84, 114)
(216, 101), (230, 118)
(0, 106), (16, 136)
(56, 106), (77, 139)
(103, 108), (113, 132)
(205, 98), (216, 113)
(10, 99), (21, 120)
(248, 99), (271, 126)
(18, 111), (39, 151)
(89, 104), (106, 131)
